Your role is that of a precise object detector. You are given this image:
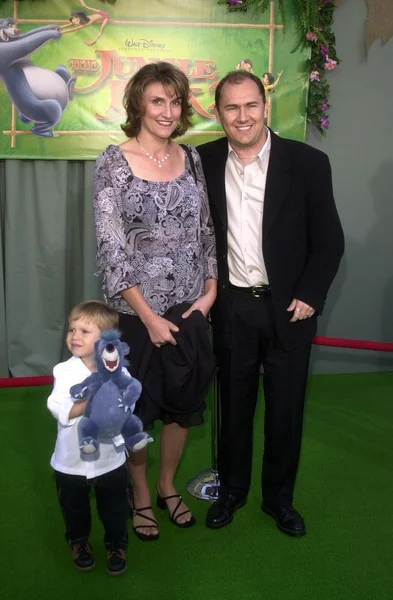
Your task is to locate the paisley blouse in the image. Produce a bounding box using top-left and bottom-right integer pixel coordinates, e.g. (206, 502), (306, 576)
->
(94, 144), (217, 316)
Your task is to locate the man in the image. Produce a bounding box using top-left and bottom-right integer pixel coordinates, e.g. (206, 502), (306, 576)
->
(197, 71), (344, 536)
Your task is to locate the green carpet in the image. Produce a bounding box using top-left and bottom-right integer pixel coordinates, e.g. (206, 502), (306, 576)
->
(1, 372), (393, 600)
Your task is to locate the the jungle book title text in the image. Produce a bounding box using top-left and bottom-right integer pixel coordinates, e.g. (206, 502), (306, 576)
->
(70, 52), (220, 121)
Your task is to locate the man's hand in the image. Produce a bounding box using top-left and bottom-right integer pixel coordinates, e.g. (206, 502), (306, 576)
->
(145, 314), (179, 347)
(181, 293), (215, 319)
(287, 299), (315, 322)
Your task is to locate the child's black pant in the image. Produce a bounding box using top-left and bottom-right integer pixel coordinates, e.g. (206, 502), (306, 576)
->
(55, 463), (129, 550)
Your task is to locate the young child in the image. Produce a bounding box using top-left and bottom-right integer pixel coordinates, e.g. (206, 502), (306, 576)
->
(47, 301), (131, 576)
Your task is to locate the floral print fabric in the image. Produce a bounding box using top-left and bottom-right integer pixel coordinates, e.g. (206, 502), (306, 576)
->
(94, 144), (217, 316)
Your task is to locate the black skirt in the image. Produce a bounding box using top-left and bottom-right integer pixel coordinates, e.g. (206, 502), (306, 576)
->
(118, 303), (216, 429)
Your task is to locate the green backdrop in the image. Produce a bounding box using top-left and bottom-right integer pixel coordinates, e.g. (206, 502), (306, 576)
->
(0, 0), (308, 159)
(0, 1), (309, 376)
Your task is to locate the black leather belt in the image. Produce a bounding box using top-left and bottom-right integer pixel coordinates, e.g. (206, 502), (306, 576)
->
(229, 283), (271, 297)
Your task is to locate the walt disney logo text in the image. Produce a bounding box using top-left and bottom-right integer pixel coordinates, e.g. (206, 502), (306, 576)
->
(124, 38), (166, 51)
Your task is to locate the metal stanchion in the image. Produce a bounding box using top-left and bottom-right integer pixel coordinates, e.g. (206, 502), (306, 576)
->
(186, 377), (221, 501)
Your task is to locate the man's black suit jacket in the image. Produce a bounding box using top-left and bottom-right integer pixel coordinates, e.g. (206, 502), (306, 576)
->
(197, 130), (345, 352)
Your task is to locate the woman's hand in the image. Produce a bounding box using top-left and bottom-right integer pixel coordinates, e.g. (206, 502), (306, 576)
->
(181, 292), (216, 319)
(144, 314), (179, 347)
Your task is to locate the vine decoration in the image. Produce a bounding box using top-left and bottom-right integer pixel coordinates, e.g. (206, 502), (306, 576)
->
(220, 0), (339, 135)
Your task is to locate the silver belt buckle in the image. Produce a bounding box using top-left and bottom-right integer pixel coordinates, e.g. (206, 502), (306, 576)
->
(252, 285), (264, 298)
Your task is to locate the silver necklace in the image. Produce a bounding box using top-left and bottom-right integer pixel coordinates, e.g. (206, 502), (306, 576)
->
(138, 140), (170, 168)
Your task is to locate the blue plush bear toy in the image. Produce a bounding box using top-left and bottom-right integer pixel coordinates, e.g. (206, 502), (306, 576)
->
(70, 329), (151, 455)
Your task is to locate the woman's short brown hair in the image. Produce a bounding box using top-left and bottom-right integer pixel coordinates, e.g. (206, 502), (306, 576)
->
(121, 62), (193, 139)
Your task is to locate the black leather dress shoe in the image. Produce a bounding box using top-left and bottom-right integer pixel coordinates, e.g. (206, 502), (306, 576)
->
(262, 504), (306, 537)
(206, 494), (247, 529)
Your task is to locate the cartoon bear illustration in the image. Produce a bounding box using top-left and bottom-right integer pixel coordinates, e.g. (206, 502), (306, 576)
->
(0, 18), (76, 137)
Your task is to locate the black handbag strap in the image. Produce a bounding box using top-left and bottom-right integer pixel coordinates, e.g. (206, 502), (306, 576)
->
(180, 144), (197, 184)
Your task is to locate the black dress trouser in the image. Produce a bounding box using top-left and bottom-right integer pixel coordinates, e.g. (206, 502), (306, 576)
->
(215, 289), (312, 509)
(55, 463), (129, 550)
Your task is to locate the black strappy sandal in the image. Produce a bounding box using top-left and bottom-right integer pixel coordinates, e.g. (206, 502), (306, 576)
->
(156, 486), (196, 528)
(130, 502), (159, 541)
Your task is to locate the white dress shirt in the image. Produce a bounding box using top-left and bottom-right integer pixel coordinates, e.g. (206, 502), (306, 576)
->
(47, 356), (126, 478)
(226, 128), (271, 286)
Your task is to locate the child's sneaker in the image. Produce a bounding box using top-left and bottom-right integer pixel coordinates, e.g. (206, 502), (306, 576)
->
(71, 542), (95, 571)
(106, 546), (127, 576)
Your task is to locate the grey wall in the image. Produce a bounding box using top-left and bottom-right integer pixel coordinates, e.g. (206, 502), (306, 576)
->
(306, 0), (393, 373)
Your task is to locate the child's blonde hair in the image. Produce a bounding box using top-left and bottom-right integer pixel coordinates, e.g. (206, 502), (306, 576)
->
(68, 300), (119, 331)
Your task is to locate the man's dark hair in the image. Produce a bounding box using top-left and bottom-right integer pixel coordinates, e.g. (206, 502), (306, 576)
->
(215, 71), (266, 109)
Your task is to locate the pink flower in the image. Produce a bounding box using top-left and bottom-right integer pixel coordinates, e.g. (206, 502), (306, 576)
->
(309, 71), (320, 82)
(321, 102), (330, 111)
(320, 45), (329, 59)
(320, 117), (329, 130)
(306, 32), (318, 42)
(324, 58), (338, 71)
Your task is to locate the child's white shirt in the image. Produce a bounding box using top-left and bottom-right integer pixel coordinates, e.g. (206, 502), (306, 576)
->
(47, 356), (127, 478)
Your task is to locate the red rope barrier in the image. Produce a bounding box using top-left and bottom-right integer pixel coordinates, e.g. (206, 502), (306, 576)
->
(0, 375), (53, 388)
(1, 335), (392, 388)
(313, 336), (393, 352)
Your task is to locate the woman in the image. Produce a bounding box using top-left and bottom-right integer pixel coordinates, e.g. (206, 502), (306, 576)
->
(93, 62), (217, 541)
